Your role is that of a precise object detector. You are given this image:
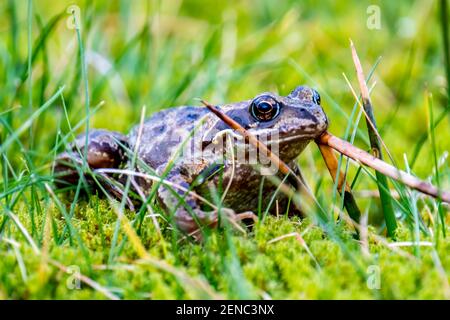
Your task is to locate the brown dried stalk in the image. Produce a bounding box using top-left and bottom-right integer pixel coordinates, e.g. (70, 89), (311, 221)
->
(350, 40), (397, 237)
(318, 132), (450, 203)
(316, 143), (361, 221)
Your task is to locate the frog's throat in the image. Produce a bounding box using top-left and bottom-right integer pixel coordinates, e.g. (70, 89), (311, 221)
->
(245, 133), (318, 145)
(275, 134), (317, 144)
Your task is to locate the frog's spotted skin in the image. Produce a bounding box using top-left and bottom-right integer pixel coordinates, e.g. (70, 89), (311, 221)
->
(127, 107), (209, 171)
(55, 86), (328, 234)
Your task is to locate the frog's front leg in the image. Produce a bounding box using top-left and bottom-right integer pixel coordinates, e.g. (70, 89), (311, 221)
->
(155, 165), (218, 234)
(156, 164), (255, 235)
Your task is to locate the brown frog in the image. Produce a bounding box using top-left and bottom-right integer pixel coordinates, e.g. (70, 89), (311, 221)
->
(55, 86), (328, 234)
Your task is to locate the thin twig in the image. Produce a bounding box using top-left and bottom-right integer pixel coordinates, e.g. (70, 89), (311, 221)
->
(318, 132), (450, 203)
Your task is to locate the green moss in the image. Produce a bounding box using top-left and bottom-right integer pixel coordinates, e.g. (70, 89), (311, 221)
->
(1, 205), (448, 299)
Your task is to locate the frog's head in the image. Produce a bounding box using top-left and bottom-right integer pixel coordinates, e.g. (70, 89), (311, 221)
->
(202, 86), (328, 162)
(248, 85), (328, 140)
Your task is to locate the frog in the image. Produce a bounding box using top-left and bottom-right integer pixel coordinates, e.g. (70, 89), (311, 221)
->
(54, 85), (328, 235)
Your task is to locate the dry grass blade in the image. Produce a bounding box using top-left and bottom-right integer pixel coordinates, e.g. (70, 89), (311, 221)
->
(268, 231), (321, 269)
(350, 40), (397, 238)
(48, 259), (121, 300)
(3, 208), (40, 254)
(316, 142), (361, 222)
(318, 132), (450, 203)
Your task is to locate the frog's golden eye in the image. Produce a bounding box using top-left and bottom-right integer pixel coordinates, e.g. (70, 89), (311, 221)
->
(250, 96), (281, 122)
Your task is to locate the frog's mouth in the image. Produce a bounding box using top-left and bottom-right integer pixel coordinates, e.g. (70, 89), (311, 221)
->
(203, 128), (324, 150)
(276, 132), (321, 144)
(248, 127), (327, 145)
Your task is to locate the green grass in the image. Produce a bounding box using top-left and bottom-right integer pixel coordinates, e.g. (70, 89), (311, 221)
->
(0, 0), (449, 299)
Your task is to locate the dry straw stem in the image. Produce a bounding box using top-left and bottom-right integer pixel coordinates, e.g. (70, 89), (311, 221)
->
(316, 142), (361, 222)
(350, 39), (397, 237)
(48, 259), (120, 300)
(318, 132), (450, 203)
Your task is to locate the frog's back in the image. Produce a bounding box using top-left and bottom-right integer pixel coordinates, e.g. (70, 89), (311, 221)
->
(127, 106), (209, 170)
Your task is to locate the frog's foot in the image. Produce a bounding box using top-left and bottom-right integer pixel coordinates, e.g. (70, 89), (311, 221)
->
(221, 209), (258, 234)
(174, 207), (258, 240)
(95, 172), (136, 210)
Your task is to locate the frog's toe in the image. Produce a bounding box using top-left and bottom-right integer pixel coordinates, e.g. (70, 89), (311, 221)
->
(174, 208), (218, 234)
(223, 210), (258, 234)
(234, 211), (258, 224)
(175, 207), (258, 238)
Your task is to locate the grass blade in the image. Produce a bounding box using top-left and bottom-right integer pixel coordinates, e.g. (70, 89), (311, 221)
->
(0, 86), (65, 155)
(350, 41), (398, 238)
(440, 0), (450, 106)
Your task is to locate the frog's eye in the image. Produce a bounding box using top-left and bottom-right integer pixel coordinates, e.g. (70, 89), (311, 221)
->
(250, 96), (281, 122)
(312, 89), (321, 105)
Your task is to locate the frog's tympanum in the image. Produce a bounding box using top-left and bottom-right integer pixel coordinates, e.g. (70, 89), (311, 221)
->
(55, 86), (328, 234)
